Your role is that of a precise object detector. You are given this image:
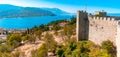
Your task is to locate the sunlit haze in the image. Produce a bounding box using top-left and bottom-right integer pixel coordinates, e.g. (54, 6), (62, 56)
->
(0, 0), (120, 13)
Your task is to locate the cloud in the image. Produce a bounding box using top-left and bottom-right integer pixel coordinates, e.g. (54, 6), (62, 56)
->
(0, 0), (26, 6)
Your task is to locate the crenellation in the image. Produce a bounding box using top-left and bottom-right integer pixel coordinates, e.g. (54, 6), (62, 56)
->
(96, 17), (99, 20)
(93, 16), (96, 20)
(88, 15), (93, 20)
(78, 10), (88, 14)
(90, 16), (117, 22)
(111, 18), (115, 21)
(103, 17), (107, 21)
(100, 17), (103, 20)
(107, 17), (111, 21)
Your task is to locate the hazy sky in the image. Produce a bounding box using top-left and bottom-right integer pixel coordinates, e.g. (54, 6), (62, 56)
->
(0, 0), (120, 13)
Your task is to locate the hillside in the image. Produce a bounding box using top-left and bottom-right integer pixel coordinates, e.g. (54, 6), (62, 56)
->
(0, 17), (116, 57)
(42, 8), (69, 15)
(0, 4), (69, 18)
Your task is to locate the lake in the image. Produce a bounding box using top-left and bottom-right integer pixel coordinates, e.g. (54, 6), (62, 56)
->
(108, 13), (120, 16)
(0, 15), (75, 29)
(0, 13), (119, 29)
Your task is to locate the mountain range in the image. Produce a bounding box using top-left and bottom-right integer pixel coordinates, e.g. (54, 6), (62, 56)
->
(0, 4), (69, 18)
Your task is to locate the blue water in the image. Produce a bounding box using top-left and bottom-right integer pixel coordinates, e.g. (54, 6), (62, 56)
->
(1, 13), (119, 29)
(0, 15), (74, 29)
(108, 13), (120, 16)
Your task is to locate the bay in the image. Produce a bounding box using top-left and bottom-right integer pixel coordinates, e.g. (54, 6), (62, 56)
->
(0, 15), (75, 29)
(108, 13), (120, 16)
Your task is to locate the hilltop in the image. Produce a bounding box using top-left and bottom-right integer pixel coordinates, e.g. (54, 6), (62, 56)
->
(0, 17), (116, 57)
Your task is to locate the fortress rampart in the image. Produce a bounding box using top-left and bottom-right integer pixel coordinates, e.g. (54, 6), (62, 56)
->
(88, 16), (117, 45)
(76, 10), (120, 57)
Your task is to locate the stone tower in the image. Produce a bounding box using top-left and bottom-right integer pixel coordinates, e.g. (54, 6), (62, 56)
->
(76, 11), (89, 41)
(95, 11), (107, 17)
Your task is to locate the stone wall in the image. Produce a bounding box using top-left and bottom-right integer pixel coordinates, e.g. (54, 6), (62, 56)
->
(76, 11), (120, 57)
(88, 16), (117, 45)
(116, 21), (120, 57)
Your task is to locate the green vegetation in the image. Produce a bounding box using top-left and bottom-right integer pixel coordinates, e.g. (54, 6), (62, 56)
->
(101, 40), (116, 57)
(0, 40), (3, 44)
(7, 34), (21, 48)
(68, 17), (76, 25)
(63, 25), (75, 38)
(95, 14), (104, 17)
(31, 43), (48, 57)
(0, 17), (116, 57)
(31, 33), (57, 57)
(30, 17), (116, 57)
(44, 33), (57, 52)
(48, 20), (67, 26)
(56, 40), (116, 57)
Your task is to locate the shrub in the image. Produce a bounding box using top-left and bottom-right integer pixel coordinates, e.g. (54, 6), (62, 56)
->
(31, 43), (48, 57)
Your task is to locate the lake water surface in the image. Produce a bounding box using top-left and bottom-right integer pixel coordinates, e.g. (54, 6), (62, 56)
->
(0, 15), (74, 29)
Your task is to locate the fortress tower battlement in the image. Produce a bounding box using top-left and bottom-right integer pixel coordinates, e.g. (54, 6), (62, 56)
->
(76, 10), (120, 57)
(77, 10), (87, 14)
(89, 15), (116, 21)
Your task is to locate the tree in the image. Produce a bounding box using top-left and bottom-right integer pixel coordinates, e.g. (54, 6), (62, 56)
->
(12, 51), (25, 57)
(54, 31), (58, 36)
(33, 26), (39, 32)
(64, 40), (77, 57)
(39, 24), (49, 32)
(95, 14), (104, 17)
(68, 17), (76, 25)
(28, 34), (35, 43)
(21, 35), (29, 41)
(63, 25), (74, 39)
(34, 30), (42, 40)
(55, 39), (116, 57)
(89, 47), (111, 57)
(31, 43), (48, 57)
(0, 44), (14, 52)
(53, 25), (61, 31)
(101, 40), (116, 57)
(0, 40), (2, 44)
(6, 33), (21, 48)
(0, 52), (13, 57)
(12, 51), (21, 57)
(44, 33), (57, 52)
(56, 45), (66, 57)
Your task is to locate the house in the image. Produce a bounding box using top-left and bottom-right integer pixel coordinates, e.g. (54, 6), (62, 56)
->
(59, 21), (68, 27)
